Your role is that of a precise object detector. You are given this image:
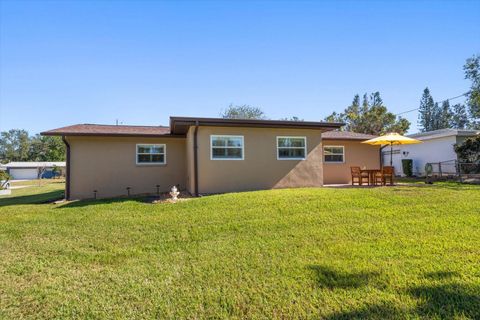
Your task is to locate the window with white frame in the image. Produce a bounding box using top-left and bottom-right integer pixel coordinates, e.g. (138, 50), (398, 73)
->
(277, 136), (306, 160)
(324, 146), (344, 163)
(210, 135), (244, 160)
(136, 144), (166, 164)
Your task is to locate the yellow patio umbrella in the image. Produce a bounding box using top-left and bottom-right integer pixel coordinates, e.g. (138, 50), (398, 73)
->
(362, 132), (422, 167)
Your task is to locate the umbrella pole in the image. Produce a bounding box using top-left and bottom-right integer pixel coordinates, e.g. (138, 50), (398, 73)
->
(390, 143), (393, 167)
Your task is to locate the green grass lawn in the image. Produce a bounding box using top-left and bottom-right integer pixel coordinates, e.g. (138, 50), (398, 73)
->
(1, 181), (479, 319)
(0, 179), (65, 206)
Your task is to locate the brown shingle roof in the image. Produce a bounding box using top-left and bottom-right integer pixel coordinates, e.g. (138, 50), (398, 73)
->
(41, 124), (172, 137)
(42, 117), (345, 137)
(322, 131), (377, 140)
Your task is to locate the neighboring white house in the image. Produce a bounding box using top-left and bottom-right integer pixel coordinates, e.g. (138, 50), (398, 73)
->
(3, 162), (66, 180)
(383, 129), (480, 176)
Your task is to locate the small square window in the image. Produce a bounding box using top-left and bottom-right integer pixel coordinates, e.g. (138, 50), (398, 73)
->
(324, 146), (344, 163)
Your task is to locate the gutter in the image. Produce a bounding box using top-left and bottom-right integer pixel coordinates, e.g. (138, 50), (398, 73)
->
(193, 121), (199, 197)
(170, 116), (345, 129)
(169, 116), (345, 135)
(61, 136), (71, 200)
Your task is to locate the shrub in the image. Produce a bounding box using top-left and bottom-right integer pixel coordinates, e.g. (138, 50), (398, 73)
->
(454, 135), (480, 163)
(402, 159), (413, 177)
(0, 171), (10, 190)
(0, 170), (10, 180)
(51, 165), (60, 178)
(454, 136), (480, 174)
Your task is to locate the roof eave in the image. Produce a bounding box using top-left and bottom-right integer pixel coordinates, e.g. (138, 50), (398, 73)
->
(169, 116), (345, 134)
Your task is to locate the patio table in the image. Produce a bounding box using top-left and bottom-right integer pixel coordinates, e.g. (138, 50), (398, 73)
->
(360, 169), (381, 186)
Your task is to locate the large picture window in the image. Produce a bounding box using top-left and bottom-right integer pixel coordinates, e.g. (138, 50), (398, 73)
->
(136, 144), (166, 164)
(277, 136), (306, 160)
(210, 135), (244, 160)
(324, 146), (344, 163)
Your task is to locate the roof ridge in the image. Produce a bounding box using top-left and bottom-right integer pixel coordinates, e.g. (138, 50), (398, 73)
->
(81, 123), (169, 128)
(322, 130), (378, 140)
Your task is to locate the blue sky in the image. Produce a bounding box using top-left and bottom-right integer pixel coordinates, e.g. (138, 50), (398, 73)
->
(1, 0), (479, 134)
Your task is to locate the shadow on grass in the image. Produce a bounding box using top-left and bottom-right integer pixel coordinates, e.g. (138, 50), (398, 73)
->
(58, 191), (193, 208)
(316, 267), (480, 320)
(408, 283), (480, 319)
(327, 283), (480, 319)
(424, 271), (460, 280)
(57, 196), (150, 209)
(308, 265), (380, 289)
(0, 190), (64, 207)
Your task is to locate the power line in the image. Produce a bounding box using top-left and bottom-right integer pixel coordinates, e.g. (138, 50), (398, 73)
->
(395, 91), (470, 116)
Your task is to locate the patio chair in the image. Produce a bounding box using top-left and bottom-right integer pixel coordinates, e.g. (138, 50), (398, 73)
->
(382, 166), (395, 185)
(351, 167), (369, 186)
(373, 170), (384, 186)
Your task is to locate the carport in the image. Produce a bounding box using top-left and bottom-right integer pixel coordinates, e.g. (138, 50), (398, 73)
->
(4, 162), (66, 180)
(8, 168), (39, 180)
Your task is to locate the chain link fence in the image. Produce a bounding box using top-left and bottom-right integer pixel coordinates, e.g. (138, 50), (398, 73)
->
(426, 160), (480, 181)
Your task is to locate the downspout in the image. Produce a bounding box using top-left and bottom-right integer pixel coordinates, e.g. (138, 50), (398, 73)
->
(379, 145), (387, 168)
(61, 136), (71, 200)
(193, 121), (199, 196)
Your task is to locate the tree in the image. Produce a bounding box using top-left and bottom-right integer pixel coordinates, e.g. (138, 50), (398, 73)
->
(29, 135), (66, 162)
(370, 92), (383, 107)
(418, 87), (436, 132)
(280, 116), (304, 121)
(0, 130), (65, 163)
(428, 101), (452, 131)
(0, 129), (30, 163)
(464, 54), (480, 128)
(454, 135), (480, 163)
(324, 92), (410, 135)
(324, 112), (344, 125)
(221, 104), (266, 119)
(359, 105), (410, 135)
(387, 117), (411, 134)
(431, 102), (441, 130)
(51, 165), (61, 178)
(361, 93), (369, 114)
(342, 94), (361, 131)
(437, 100), (453, 129)
(450, 103), (470, 129)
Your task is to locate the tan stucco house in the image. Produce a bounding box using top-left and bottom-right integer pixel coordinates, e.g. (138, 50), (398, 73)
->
(42, 117), (380, 200)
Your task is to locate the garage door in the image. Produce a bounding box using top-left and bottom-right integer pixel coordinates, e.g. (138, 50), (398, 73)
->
(9, 168), (39, 180)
